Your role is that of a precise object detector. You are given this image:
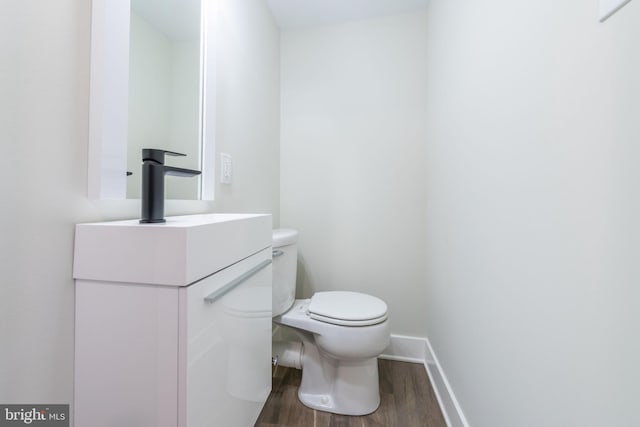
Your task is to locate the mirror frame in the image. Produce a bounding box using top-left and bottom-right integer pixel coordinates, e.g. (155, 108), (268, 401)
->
(87, 0), (215, 200)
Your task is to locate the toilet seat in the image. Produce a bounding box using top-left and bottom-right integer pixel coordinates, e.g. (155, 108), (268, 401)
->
(308, 291), (388, 327)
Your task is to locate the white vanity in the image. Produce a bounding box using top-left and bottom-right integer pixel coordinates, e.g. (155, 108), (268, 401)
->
(73, 214), (272, 427)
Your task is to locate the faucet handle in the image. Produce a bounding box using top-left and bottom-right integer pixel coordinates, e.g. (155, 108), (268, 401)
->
(142, 148), (187, 164)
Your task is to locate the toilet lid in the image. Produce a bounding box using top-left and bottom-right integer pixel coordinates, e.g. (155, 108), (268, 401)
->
(308, 291), (388, 326)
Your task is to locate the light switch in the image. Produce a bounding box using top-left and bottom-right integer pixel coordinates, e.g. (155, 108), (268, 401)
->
(220, 153), (232, 184)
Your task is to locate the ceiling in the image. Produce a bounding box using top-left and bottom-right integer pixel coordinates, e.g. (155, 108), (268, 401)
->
(265, 0), (430, 29)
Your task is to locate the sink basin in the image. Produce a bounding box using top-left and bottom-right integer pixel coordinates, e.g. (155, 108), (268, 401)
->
(73, 213), (272, 286)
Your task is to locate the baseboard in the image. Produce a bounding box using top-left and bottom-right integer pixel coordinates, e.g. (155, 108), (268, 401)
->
(379, 334), (427, 363)
(380, 335), (469, 427)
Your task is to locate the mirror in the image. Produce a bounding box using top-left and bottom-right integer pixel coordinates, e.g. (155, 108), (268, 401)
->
(127, 0), (202, 199)
(88, 0), (215, 200)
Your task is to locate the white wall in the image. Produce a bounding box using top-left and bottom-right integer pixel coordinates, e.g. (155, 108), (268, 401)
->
(280, 11), (429, 337)
(0, 0), (279, 422)
(424, 1), (640, 426)
(215, 0), (281, 215)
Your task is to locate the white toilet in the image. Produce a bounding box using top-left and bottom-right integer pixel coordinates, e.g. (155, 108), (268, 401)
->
(271, 229), (391, 416)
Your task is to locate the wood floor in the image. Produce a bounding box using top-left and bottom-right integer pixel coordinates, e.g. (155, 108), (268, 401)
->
(254, 359), (447, 427)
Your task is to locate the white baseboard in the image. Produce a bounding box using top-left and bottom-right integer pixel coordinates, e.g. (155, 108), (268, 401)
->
(380, 335), (469, 427)
(380, 334), (427, 363)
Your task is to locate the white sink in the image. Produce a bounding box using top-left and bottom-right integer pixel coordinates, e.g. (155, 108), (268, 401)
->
(73, 213), (272, 286)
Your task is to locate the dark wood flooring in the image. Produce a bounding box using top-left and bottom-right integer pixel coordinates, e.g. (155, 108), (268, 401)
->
(255, 359), (447, 427)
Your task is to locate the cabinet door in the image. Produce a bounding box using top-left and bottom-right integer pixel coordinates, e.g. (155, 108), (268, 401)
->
(75, 281), (179, 427)
(181, 248), (272, 427)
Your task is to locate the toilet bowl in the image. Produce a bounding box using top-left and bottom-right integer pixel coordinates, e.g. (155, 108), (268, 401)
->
(271, 229), (391, 416)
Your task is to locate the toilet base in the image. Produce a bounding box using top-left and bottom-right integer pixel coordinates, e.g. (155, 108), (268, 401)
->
(298, 342), (381, 416)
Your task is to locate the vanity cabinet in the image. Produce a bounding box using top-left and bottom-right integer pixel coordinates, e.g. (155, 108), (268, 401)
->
(73, 214), (272, 427)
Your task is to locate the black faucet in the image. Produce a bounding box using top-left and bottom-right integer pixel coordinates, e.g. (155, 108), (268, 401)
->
(140, 149), (201, 223)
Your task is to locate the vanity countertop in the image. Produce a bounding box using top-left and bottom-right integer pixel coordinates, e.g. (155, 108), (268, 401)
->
(73, 213), (272, 287)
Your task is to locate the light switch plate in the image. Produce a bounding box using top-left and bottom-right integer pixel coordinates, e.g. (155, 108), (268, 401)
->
(600, 0), (633, 22)
(220, 153), (232, 184)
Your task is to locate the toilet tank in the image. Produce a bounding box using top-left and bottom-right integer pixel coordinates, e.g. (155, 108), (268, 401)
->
(272, 229), (298, 317)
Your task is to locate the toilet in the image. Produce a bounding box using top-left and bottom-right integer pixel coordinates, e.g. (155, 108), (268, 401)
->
(271, 229), (391, 416)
